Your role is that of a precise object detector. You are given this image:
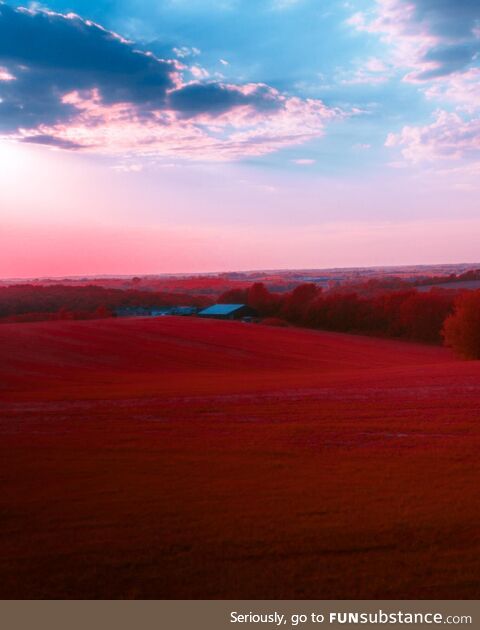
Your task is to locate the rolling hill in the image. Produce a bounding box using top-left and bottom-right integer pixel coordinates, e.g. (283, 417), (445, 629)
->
(1, 317), (479, 598)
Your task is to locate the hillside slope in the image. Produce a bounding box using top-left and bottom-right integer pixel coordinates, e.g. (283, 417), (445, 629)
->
(1, 317), (479, 598)
(0, 316), (458, 399)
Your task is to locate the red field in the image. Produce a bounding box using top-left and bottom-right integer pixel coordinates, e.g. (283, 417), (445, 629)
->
(1, 317), (479, 599)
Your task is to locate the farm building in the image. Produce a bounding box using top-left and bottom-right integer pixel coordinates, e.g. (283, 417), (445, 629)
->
(198, 304), (257, 320)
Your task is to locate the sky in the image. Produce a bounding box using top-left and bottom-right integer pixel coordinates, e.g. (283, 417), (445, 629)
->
(0, 0), (479, 277)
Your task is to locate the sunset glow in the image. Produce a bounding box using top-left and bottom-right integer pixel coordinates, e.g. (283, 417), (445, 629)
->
(1, 0), (479, 277)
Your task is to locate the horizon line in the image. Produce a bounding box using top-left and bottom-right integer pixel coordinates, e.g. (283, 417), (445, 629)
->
(2, 260), (480, 283)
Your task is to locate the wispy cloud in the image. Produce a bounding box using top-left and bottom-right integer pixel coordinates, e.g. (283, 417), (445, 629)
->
(291, 158), (316, 165)
(173, 45), (201, 58)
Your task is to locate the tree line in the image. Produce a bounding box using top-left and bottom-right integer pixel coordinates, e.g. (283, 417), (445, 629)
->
(2, 281), (479, 359)
(219, 282), (480, 359)
(0, 284), (209, 322)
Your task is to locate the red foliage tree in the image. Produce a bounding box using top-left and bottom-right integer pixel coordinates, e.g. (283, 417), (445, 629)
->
(281, 283), (321, 324)
(217, 288), (248, 304)
(246, 283), (280, 316)
(443, 291), (480, 359)
(398, 291), (453, 343)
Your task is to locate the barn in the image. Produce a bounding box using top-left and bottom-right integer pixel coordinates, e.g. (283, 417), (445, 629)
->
(197, 304), (257, 320)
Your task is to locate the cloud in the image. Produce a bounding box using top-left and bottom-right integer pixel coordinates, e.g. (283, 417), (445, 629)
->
(291, 158), (315, 165)
(0, 65), (14, 81)
(173, 46), (201, 58)
(19, 133), (86, 149)
(0, 3), (178, 130)
(189, 65), (210, 79)
(348, 1), (480, 168)
(0, 3), (338, 160)
(13, 86), (337, 161)
(333, 51), (393, 88)
(168, 82), (282, 117)
(337, 56), (392, 85)
(347, 0), (479, 87)
(365, 57), (387, 73)
(385, 110), (480, 163)
(424, 67), (480, 112)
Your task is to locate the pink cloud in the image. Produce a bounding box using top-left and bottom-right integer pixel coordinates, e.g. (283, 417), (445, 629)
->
(338, 69), (389, 85)
(16, 86), (339, 161)
(292, 158), (316, 165)
(173, 46), (201, 58)
(385, 110), (480, 163)
(0, 4), (340, 161)
(0, 66), (15, 81)
(349, 1), (480, 169)
(347, 0), (479, 96)
(365, 57), (388, 73)
(189, 65), (210, 79)
(337, 55), (392, 85)
(347, 1), (440, 71)
(424, 68), (480, 113)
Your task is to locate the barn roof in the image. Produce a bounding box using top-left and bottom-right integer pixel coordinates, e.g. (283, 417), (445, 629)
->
(198, 304), (247, 316)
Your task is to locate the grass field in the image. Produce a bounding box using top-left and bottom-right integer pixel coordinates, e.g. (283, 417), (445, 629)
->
(1, 317), (479, 598)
